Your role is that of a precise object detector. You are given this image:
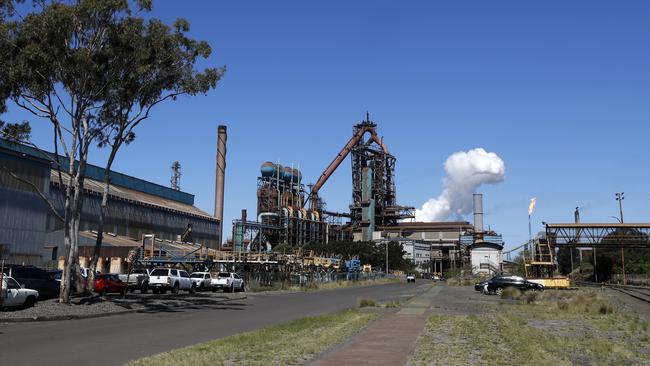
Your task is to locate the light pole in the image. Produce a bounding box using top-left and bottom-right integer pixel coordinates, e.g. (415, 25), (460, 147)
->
(611, 213), (626, 285)
(615, 192), (625, 223)
(614, 191), (625, 285)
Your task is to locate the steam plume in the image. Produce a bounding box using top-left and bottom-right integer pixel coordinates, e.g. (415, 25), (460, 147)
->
(415, 148), (505, 222)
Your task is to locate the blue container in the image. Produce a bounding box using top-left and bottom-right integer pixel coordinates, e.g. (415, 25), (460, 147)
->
(261, 162), (280, 177)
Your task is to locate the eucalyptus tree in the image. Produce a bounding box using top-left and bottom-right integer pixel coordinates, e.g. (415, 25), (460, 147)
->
(1, 0), (222, 302)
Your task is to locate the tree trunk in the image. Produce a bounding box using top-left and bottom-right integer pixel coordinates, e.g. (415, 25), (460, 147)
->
(88, 142), (121, 292)
(59, 136), (89, 303)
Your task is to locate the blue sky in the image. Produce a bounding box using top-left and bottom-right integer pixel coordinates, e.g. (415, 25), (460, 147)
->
(7, 1), (650, 250)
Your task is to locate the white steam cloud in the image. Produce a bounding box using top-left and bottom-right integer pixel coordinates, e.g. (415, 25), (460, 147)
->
(415, 148), (505, 222)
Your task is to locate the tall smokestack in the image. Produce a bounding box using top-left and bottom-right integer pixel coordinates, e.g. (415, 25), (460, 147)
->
(473, 193), (483, 233)
(215, 125), (227, 247)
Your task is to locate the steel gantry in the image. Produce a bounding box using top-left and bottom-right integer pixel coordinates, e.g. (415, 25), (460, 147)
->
(545, 223), (650, 248)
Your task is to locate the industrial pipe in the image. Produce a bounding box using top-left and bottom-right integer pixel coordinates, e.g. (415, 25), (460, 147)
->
(306, 120), (389, 207)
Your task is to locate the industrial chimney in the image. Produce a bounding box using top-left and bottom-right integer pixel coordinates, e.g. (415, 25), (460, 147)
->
(214, 125), (227, 247)
(473, 193), (483, 233)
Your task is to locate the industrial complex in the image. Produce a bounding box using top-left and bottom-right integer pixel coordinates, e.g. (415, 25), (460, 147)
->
(0, 114), (508, 276)
(8, 114), (639, 284)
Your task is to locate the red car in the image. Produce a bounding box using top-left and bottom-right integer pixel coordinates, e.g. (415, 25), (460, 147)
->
(94, 274), (127, 296)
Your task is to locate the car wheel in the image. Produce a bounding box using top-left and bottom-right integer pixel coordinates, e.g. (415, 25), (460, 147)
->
(172, 283), (179, 294)
(23, 296), (36, 309)
(141, 283), (149, 294)
(495, 287), (504, 296)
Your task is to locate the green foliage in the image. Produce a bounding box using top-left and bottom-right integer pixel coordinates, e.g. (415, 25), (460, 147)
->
(1, 0), (224, 145)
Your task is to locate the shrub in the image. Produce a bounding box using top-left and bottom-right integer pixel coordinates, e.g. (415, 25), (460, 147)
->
(383, 301), (400, 308)
(500, 287), (522, 300)
(358, 298), (377, 308)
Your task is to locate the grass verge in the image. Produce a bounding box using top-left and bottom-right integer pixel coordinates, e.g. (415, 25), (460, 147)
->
(127, 309), (378, 366)
(410, 290), (650, 366)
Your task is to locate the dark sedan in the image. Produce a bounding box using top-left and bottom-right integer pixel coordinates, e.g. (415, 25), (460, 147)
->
(3, 265), (60, 299)
(486, 275), (544, 295)
(474, 280), (489, 293)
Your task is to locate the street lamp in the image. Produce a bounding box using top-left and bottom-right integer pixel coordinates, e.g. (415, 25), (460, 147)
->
(615, 192), (625, 223)
(611, 210), (626, 285)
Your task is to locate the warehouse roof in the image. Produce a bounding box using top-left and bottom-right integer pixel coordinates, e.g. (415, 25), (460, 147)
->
(51, 170), (216, 221)
(0, 139), (195, 205)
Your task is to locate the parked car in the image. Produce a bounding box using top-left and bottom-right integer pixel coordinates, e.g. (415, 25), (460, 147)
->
(1, 276), (39, 309)
(49, 268), (90, 293)
(190, 272), (213, 291)
(3, 265), (59, 299)
(211, 272), (244, 292)
(474, 280), (489, 293)
(406, 274), (416, 283)
(118, 269), (150, 293)
(94, 274), (127, 296)
(485, 275), (544, 295)
(148, 268), (195, 294)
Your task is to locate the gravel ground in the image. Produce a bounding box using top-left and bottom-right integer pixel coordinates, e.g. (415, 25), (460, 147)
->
(1, 292), (244, 321)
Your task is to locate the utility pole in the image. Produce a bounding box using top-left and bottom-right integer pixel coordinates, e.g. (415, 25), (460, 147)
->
(614, 191), (626, 285)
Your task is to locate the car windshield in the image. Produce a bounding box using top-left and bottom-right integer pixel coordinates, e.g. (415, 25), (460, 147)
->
(5, 278), (20, 289)
(190, 273), (204, 278)
(218, 273), (231, 278)
(150, 269), (169, 276)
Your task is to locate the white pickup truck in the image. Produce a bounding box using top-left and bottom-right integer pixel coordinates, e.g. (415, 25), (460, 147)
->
(148, 268), (195, 294)
(189, 272), (212, 291)
(211, 272), (245, 293)
(118, 268), (150, 293)
(1, 276), (39, 309)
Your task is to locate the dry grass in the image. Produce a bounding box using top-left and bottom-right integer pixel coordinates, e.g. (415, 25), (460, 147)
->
(128, 309), (378, 366)
(358, 298), (377, 308)
(410, 289), (650, 366)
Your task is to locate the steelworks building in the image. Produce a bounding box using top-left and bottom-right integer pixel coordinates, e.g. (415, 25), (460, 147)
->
(0, 140), (220, 267)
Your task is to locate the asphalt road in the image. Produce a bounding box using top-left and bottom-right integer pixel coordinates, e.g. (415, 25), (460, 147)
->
(0, 282), (430, 366)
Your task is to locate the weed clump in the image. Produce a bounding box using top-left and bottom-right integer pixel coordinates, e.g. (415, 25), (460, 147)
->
(383, 301), (400, 308)
(500, 287), (522, 300)
(548, 290), (615, 315)
(358, 298), (377, 308)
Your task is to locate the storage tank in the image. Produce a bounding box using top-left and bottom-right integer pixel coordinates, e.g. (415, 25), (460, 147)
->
(261, 162), (279, 177)
(282, 166), (293, 182)
(292, 168), (302, 182)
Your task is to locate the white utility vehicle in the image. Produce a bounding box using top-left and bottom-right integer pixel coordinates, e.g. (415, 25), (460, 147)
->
(189, 272), (212, 291)
(1, 276), (39, 309)
(406, 274), (416, 283)
(210, 272), (244, 293)
(148, 268), (194, 294)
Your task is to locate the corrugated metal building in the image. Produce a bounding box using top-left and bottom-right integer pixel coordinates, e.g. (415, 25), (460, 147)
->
(0, 140), (220, 266)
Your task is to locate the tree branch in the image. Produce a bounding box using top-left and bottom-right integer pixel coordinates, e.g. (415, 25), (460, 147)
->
(0, 164), (64, 222)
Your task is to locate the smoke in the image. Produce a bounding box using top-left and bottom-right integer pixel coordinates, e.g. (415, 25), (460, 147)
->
(415, 148), (505, 222)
